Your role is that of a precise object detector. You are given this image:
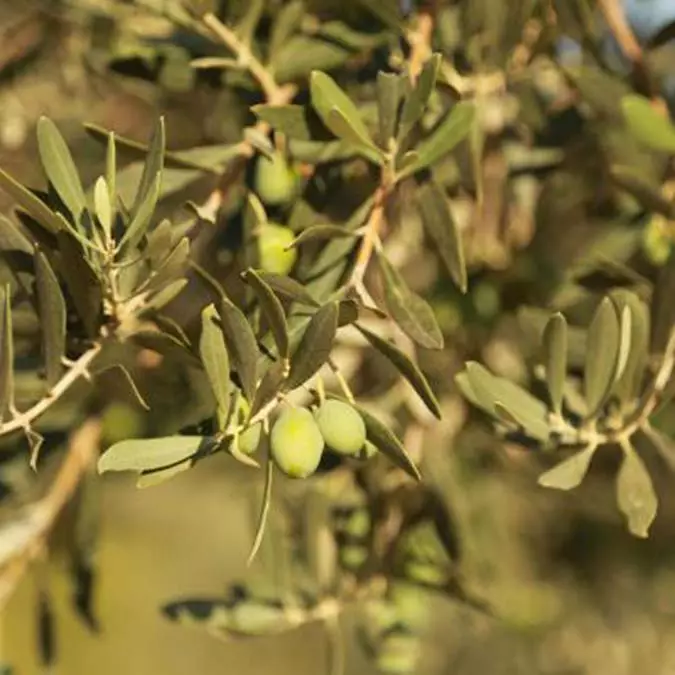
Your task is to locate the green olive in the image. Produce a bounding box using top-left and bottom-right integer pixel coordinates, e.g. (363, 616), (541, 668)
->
(270, 407), (324, 478)
(101, 402), (145, 446)
(375, 634), (420, 675)
(258, 222), (297, 276)
(339, 544), (368, 570)
(254, 152), (297, 206)
(314, 400), (366, 456)
(239, 422), (262, 455)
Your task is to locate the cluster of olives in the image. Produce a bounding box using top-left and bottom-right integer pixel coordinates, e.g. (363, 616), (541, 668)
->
(269, 400), (374, 479)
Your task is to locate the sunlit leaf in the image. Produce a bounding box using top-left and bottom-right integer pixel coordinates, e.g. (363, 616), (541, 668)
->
(131, 117), (165, 219)
(617, 440), (658, 538)
(538, 444), (597, 490)
(621, 94), (675, 153)
(93, 177), (112, 240)
(542, 313), (567, 415)
(118, 174), (161, 250)
(288, 224), (359, 249)
(143, 278), (188, 312)
(199, 303), (231, 427)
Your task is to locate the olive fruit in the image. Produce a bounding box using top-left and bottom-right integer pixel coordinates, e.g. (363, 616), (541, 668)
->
(258, 222), (297, 275)
(339, 544), (369, 570)
(254, 152), (297, 206)
(101, 402), (145, 446)
(314, 400), (366, 456)
(239, 422), (262, 455)
(270, 407), (324, 478)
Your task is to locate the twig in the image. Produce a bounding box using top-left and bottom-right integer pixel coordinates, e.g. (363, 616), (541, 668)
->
(407, 9), (434, 84)
(0, 344), (101, 438)
(349, 186), (387, 292)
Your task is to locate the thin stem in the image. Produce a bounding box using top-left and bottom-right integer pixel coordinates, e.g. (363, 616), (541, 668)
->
(349, 186), (387, 290)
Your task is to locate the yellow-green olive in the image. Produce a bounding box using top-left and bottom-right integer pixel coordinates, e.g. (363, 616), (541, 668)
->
(375, 634), (420, 675)
(339, 544), (368, 570)
(270, 407), (324, 478)
(314, 400), (366, 456)
(258, 222), (297, 276)
(239, 422), (262, 455)
(101, 402), (145, 446)
(254, 153), (297, 206)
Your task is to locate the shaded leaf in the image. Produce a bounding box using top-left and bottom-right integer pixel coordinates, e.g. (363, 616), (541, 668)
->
(131, 117), (165, 218)
(251, 104), (330, 142)
(650, 249), (675, 356)
(251, 361), (285, 416)
(143, 278), (188, 313)
(538, 445), (597, 490)
(617, 440), (658, 538)
(416, 181), (467, 292)
(269, 0), (304, 58)
(242, 269), (289, 362)
(105, 131), (116, 207)
(0, 287), (14, 421)
(34, 251), (66, 387)
(398, 54), (441, 142)
(98, 436), (213, 474)
(93, 363), (149, 410)
(356, 324), (440, 418)
(288, 225), (359, 249)
(376, 254), (443, 349)
(254, 271), (319, 307)
(377, 71), (402, 145)
(118, 174), (161, 250)
(274, 37), (352, 83)
(621, 94), (675, 153)
(137, 459), (193, 488)
(286, 302), (338, 390)
(542, 313), (567, 415)
(199, 303), (231, 427)
(36, 117), (87, 221)
(247, 451), (274, 565)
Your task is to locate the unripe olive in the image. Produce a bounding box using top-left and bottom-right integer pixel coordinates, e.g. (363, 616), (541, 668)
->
(339, 543), (368, 570)
(239, 422), (262, 455)
(101, 402), (145, 446)
(270, 407), (324, 478)
(314, 400), (366, 456)
(375, 633), (420, 675)
(258, 222), (297, 276)
(254, 152), (297, 206)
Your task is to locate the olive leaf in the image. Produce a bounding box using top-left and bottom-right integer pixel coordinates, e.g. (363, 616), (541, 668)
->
(254, 271), (320, 307)
(398, 54), (441, 143)
(542, 313), (567, 415)
(376, 71), (402, 145)
(98, 436), (213, 474)
(199, 304), (232, 427)
(621, 94), (675, 153)
(269, 0), (304, 58)
(34, 251), (66, 387)
(219, 296), (259, 406)
(242, 268), (289, 363)
(416, 180), (467, 293)
(650, 249), (675, 356)
(137, 459), (194, 489)
(251, 104), (330, 142)
(131, 116), (165, 218)
(0, 286), (14, 422)
(584, 297), (620, 418)
(146, 237), (190, 290)
(143, 278), (187, 313)
(617, 439), (658, 538)
(610, 165), (675, 218)
(288, 225), (359, 249)
(356, 324), (441, 419)
(286, 302), (338, 391)
(251, 361), (286, 416)
(376, 254), (443, 350)
(247, 451), (274, 566)
(538, 444), (598, 490)
(118, 174), (161, 250)
(36, 117), (88, 222)
(400, 101), (475, 177)
(105, 131), (116, 206)
(93, 177), (112, 239)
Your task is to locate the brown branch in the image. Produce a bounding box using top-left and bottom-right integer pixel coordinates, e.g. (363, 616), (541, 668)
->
(407, 10), (434, 84)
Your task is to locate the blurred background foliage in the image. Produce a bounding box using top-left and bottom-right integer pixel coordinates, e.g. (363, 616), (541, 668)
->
(3, 0), (675, 674)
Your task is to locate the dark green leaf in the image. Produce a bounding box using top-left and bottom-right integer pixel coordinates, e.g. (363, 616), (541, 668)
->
(542, 313), (567, 415)
(584, 297), (620, 417)
(254, 271), (320, 307)
(131, 117), (165, 218)
(416, 181), (467, 292)
(0, 167), (64, 235)
(398, 54), (441, 142)
(137, 459), (194, 488)
(352, 0), (401, 30)
(34, 251), (66, 387)
(356, 324), (440, 418)
(650, 249), (675, 356)
(617, 440), (658, 538)
(269, 0), (304, 58)
(376, 254), (443, 349)
(274, 37), (352, 83)
(621, 94), (675, 153)
(401, 101), (475, 177)
(288, 224), (359, 249)
(118, 174), (160, 250)
(242, 269), (289, 363)
(251, 361), (285, 416)
(98, 436), (212, 474)
(376, 71), (402, 145)
(220, 297), (259, 406)
(247, 451), (274, 565)
(143, 278), (188, 312)
(538, 444), (597, 490)
(251, 104), (330, 142)
(199, 304), (231, 426)
(286, 302), (338, 390)
(0, 287), (14, 421)
(36, 117), (87, 221)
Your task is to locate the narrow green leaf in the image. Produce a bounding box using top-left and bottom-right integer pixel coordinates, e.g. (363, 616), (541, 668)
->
(131, 117), (165, 218)
(286, 302), (338, 390)
(617, 440), (658, 538)
(356, 324), (441, 419)
(0, 167), (64, 234)
(584, 297), (620, 417)
(310, 71), (378, 153)
(118, 174), (160, 250)
(621, 94), (675, 153)
(98, 436), (212, 474)
(377, 71), (402, 146)
(251, 104), (330, 142)
(0, 287), (14, 421)
(93, 176), (112, 240)
(324, 108), (383, 160)
(542, 313), (567, 415)
(199, 303), (231, 427)
(36, 117), (87, 220)
(345, 400), (420, 480)
(34, 251), (66, 387)
(251, 361), (285, 416)
(0, 214), (32, 253)
(288, 225), (358, 249)
(254, 271), (320, 307)
(220, 297), (259, 406)
(650, 249), (675, 356)
(538, 444), (597, 490)
(269, 0), (304, 58)
(401, 101), (475, 177)
(398, 54), (441, 142)
(376, 254), (443, 350)
(247, 451), (274, 566)
(242, 269), (289, 362)
(416, 181), (467, 293)
(143, 278), (188, 312)
(137, 459), (193, 488)
(105, 131), (116, 206)
(454, 371), (481, 409)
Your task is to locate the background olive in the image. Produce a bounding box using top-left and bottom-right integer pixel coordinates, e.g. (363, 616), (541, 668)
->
(314, 400), (366, 456)
(258, 222), (297, 275)
(270, 407), (324, 478)
(254, 152), (298, 206)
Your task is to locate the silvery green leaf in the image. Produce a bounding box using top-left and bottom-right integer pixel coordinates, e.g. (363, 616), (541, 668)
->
(199, 303), (231, 427)
(542, 313), (567, 415)
(538, 445), (597, 490)
(617, 440), (658, 538)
